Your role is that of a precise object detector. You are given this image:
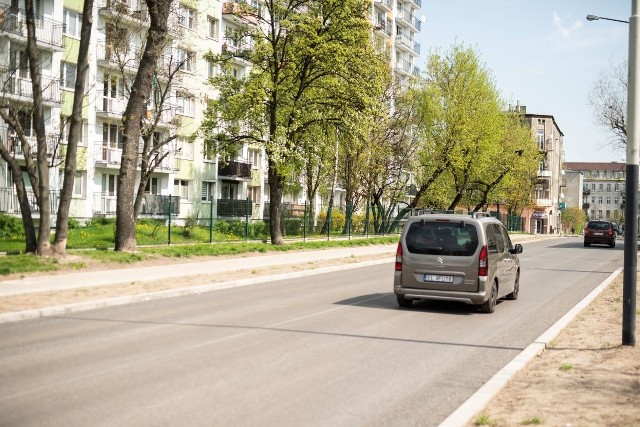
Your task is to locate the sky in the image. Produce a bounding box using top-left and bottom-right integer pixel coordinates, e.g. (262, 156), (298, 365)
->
(415, 0), (630, 163)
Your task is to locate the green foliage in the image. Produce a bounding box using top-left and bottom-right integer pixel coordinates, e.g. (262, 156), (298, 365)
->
(202, 0), (389, 243)
(317, 210), (346, 233)
(0, 213), (24, 239)
(520, 416), (544, 425)
(561, 207), (587, 234)
(474, 414), (498, 426)
(67, 218), (81, 229)
(559, 363), (573, 372)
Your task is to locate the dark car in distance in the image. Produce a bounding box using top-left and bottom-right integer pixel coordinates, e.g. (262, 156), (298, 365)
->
(583, 220), (616, 248)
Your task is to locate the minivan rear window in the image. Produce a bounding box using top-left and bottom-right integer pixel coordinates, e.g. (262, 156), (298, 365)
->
(405, 222), (479, 256)
(587, 221), (611, 231)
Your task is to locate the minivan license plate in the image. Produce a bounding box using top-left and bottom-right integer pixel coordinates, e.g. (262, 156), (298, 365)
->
(424, 274), (453, 283)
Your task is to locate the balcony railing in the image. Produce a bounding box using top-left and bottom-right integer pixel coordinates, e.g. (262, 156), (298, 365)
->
(583, 189), (591, 195)
(0, 187), (59, 214)
(96, 41), (143, 70)
(0, 65), (62, 104)
(93, 141), (178, 171)
(582, 203), (590, 209)
(217, 198), (250, 217)
(0, 126), (60, 158)
(218, 159), (252, 179)
(92, 192), (179, 215)
(0, 5), (64, 49)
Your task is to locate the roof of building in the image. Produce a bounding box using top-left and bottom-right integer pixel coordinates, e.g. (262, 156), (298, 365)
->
(523, 113), (564, 137)
(565, 161), (626, 172)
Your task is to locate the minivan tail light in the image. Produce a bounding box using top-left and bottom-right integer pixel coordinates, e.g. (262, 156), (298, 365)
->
(478, 245), (488, 277)
(395, 242), (403, 271)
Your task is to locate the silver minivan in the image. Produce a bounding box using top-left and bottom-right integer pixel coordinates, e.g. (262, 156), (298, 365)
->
(394, 212), (523, 313)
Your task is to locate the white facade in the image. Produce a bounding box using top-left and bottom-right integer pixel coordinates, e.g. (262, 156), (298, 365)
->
(0, 0), (422, 223)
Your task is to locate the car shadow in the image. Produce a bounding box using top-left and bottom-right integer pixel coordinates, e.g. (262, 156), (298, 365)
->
(334, 292), (488, 315)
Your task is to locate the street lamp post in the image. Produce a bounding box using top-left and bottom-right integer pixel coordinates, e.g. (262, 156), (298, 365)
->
(624, 2), (639, 346)
(586, 14), (629, 24)
(587, 7), (637, 346)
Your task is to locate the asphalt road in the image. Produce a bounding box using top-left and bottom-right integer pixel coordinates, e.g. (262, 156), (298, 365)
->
(0, 237), (623, 427)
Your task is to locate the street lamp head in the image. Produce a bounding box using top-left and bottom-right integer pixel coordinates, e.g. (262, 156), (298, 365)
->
(586, 14), (600, 21)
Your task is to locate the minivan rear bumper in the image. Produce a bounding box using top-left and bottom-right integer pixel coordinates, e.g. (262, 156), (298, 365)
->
(394, 273), (489, 305)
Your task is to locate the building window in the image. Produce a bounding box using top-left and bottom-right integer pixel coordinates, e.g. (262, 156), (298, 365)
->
(207, 16), (218, 39)
(615, 183), (619, 191)
(207, 59), (217, 79)
(176, 136), (193, 160)
(606, 196), (611, 204)
(599, 183), (603, 191)
(60, 61), (76, 89)
(177, 48), (195, 73)
(145, 177), (159, 195)
(598, 196), (603, 204)
(598, 210), (603, 218)
(591, 197), (596, 204)
(202, 181), (215, 201)
(176, 92), (195, 117)
(63, 8), (82, 38)
(174, 179), (189, 199)
(249, 148), (260, 168)
(179, 5), (196, 30)
(74, 171), (86, 197)
(615, 197), (619, 205)
(62, 119), (88, 146)
(249, 186), (260, 203)
(606, 183), (611, 192)
(591, 183), (596, 190)
(221, 180), (239, 199)
(537, 129), (545, 150)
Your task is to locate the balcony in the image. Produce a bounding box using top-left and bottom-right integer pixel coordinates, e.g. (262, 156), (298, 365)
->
(537, 170), (552, 178)
(97, 0), (150, 27)
(374, 0), (392, 12)
(582, 203), (590, 209)
(218, 159), (252, 179)
(396, 7), (417, 31)
(583, 189), (591, 195)
(95, 93), (128, 118)
(96, 41), (143, 72)
(92, 192), (179, 216)
(0, 5), (64, 50)
(222, 1), (261, 26)
(217, 198), (251, 217)
(1, 126), (60, 159)
(0, 187), (59, 215)
(0, 65), (62, 106)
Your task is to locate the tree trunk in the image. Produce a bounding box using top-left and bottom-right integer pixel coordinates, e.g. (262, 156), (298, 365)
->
(53, 0), (93, 254)
(267, 162), (284, 245)
(115, 0), (171, 252)
(25, 0), (51, 255)
(0, 146), (37, 252)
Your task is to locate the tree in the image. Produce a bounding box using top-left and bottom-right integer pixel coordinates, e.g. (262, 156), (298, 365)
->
(203, 0), (387, 244)
(53, 0), (94, 254)
(588, 60), (627, 149)
(0, 0), (93, 255)
(561, 206), (587, 234)
(114, 0), (174, 252)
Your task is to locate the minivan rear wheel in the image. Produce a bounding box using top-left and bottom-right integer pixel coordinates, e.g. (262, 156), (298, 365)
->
(396, 294), (413, 308)
(480, 281), (498, 313)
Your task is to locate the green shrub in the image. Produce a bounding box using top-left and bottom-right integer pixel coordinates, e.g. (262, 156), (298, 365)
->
(86, 217), (115, 227)
(0, 214), (24, 238)
(317, 210), (345, 233)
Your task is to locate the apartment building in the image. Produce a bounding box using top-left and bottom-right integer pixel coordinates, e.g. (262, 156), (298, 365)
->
(564, 162), (626, 222)
(519, 108), (565, 234)
(0, 0), (422, 225)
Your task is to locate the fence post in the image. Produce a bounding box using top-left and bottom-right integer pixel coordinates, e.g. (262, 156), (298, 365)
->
(209, 199), (214, 243)
(245, 197), (250, 240)
(365, 202), (370, 238)
(303, 201), (307, 242)
(168, 195), (172, 245)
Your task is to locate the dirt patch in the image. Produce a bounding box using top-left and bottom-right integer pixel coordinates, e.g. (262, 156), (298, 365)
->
(468, 274), (640, 426)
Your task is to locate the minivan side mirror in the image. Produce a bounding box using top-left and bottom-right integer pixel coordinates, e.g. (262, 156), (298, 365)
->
(510, 243), (523, 254)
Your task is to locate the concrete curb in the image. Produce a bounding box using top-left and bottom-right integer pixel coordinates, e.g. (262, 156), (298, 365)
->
(0, 258), (391, 324)
(438, 267), (623, 427)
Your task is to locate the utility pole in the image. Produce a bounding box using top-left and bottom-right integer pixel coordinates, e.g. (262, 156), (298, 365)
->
(623, 0), (639, 346)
